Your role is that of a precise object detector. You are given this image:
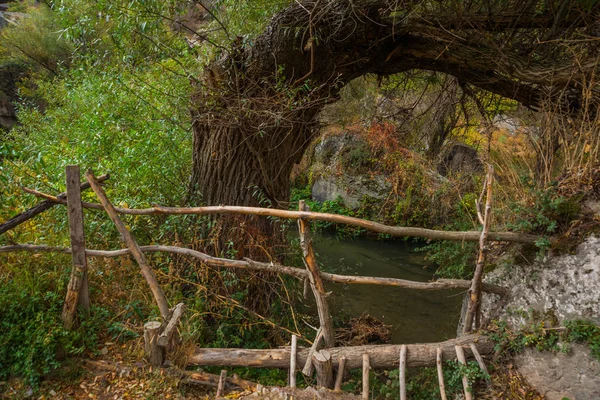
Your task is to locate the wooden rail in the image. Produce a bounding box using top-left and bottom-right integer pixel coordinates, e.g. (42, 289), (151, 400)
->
(21, 186), (544, 245)
(0, 244), (507, 295)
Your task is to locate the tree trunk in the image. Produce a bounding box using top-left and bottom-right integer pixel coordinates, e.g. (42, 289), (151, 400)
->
(189, 0), (595, 216)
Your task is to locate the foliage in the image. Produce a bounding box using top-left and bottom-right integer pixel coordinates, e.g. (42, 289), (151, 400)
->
(507, 184), (581, 236)
(376, 360), (489, 399)
(0, 4), (73, 77)
(487, 318), (600, 360)
(0, 258), (105, 387)
(416, 240), (478, 279)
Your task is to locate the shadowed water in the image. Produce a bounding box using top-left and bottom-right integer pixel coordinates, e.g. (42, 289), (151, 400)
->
(311, 232), (463, 344)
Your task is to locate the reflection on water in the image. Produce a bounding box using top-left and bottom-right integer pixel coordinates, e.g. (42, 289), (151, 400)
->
(311, 232), (463, 344)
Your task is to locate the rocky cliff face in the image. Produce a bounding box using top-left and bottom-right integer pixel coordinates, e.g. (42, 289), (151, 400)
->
(483, 234), (600, 399)
(484, 235), (600, 328)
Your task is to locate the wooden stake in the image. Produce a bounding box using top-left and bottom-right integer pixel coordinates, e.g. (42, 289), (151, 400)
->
(469, 343), (492, 388)
(362, 353), (370, 400)
(144, 321), (164, 367)
(334, 355), (346, 392)
(455, 345), (472, 400)
(464, 164), (494, 334)
(313, 350), (334, 389)
(399, 345), (407, 400)
(290, 334), (297, 388)
(436, 347), (448, 400)
(216, 369), (227, 398)
(298, 200), (334, 348)
(158, 303), (185, 348)
(302, 327), (323, 376)
(85, 170), (170, 320)
(62, 166), (89, 329)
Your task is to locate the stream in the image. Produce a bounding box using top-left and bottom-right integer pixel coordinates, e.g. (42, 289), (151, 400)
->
(311, 232), (463, 344)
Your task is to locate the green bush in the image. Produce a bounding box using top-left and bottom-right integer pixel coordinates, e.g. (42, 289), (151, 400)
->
(0, 275), (105, 387)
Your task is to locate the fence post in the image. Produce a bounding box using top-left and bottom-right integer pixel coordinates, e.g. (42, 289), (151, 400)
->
(297, 200), (335, 348)
(62, 165), (89, 329)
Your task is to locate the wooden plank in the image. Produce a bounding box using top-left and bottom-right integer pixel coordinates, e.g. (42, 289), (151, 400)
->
(298, 200), (334, 348)
(84, 170), (170, 320)
(0, 174), (108, 235)
(399, 345), (407, 400)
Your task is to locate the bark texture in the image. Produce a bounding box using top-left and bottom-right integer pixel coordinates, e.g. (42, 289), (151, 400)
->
(190, 0), (599, 208)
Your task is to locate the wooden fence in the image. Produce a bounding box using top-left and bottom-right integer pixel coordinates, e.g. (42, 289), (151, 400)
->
(0, 165), (534, 398)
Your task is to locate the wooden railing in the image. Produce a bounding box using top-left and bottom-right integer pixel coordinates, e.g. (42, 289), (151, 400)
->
(0, 166), (529, 397)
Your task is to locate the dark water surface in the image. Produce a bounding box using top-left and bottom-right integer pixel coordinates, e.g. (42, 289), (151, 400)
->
(311, 233), (463, 344)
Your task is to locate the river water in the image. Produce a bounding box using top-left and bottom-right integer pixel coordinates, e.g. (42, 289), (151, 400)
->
(310, 233), (463, 344)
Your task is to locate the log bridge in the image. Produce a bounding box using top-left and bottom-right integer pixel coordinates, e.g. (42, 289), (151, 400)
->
(0, 166), (528, 397)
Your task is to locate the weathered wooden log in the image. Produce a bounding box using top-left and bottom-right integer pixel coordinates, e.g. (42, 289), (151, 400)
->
(298, 200), (335, 348)
(399, 345), (407, 400)
(22, 186), (545, 245)
(455, 345), (472, 400)
(436, 347), (448, 400)
(144, 321), (164, 367)
(334, 355), (346, 392)
(313, 350), (334, 389)
(289, 334), (297, 388)
(158, 303), (185, 348)
(469, 343), (492, 388)
(62, 166), (89, 330)
(362, 353), (370, 400)
(0, 244), (508, 296)
(0, 174), (108, 235)
(85, 170), (170, 320)
(188, 334), (494, 370)
(216, 370), (227, 397)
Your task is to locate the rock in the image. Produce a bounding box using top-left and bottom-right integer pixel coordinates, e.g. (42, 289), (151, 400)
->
(309, 133), (391, 209)
(483, 235), (600, 328)
(514, 344), (600, 400)
(437, 144), (483, 176)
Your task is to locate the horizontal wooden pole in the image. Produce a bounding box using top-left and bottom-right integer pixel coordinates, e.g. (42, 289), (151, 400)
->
(0, 244), (507, 295)
(187, 334), (494, 369)
(21, 187), (543, 245)
(0, 174), (109, 235)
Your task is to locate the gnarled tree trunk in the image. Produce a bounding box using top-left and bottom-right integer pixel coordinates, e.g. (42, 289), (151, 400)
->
(190, 0), (598, 211)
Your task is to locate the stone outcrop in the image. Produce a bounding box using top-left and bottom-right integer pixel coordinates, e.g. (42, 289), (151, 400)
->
(483, 235), (600, 399)
(309, 133), (391, 208)
(514, 344), (600, 400)
(484, 235), (600, 328)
